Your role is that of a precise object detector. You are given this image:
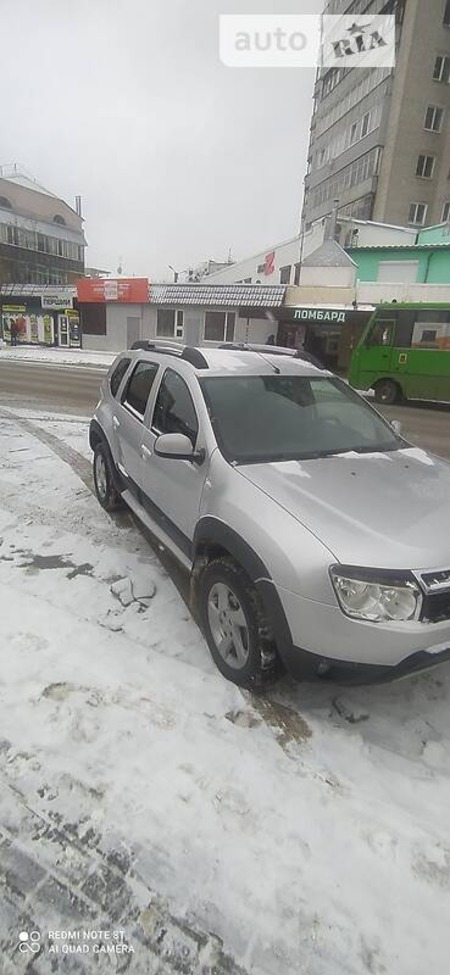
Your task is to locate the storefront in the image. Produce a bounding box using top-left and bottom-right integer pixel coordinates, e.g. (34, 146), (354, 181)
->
(78, 281), (287, 352)
(276, 305), (374, 370)
(0, 286), (80, 347)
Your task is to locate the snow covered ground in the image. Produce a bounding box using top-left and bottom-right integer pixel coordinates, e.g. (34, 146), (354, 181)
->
(1, 402), (450, 974)
(0, 345), (115, 368)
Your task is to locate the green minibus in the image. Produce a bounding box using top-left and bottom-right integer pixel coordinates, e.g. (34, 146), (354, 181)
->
(349, 303), (450, 404)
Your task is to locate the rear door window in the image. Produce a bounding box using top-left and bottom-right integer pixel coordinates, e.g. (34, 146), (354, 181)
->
(109, 357), (131, 397)
(122, 361), (159, 420)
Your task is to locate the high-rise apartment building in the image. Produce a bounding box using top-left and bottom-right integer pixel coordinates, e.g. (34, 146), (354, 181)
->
(304, 0), (450, 236)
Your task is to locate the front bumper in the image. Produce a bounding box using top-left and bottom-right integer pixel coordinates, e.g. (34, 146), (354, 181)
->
(257, 580), (450, 685)
(281, 642), (450, 686)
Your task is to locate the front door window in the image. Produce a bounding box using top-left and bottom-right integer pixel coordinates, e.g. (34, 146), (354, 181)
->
(152, 368), (198, 446)
(368, 321), (394, 347)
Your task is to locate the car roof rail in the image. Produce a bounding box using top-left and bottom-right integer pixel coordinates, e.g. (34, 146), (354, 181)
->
(219, 341), (294, 355)
(180, 347), (209, 369)
(129, 340), (209, 369)
(130, 340), (177, 353)
(293, 350), (326, 370)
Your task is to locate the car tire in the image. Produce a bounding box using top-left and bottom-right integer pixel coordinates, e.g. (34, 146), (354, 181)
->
(374, 379), (401, 405)
(93, 442), (123, 512)
(197, 557), (281, 689)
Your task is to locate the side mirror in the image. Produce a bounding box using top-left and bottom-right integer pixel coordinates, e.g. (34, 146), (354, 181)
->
(154, 432), (205, 465)
(390, 420), (402, 435)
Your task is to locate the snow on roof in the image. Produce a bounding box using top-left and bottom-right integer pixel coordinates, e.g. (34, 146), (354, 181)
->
(349, 243), (450, 251)
(0, 171), (59, 199)
(150, 284), (287, 308)
(302, 239), (357, 268)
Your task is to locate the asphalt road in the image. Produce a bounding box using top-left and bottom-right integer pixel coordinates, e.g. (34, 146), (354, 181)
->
(0, 359), (106, 415)
(0, 358), (449, 459)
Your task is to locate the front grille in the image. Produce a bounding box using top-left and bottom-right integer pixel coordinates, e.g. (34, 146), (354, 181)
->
(422, 591), (450, 624)
(420, 569), (450, 591)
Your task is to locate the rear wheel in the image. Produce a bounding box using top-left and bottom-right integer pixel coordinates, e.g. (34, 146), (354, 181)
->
(374, 379), (401, 405)
(197, 557), (281, 688)
(93, 442), (123, 511)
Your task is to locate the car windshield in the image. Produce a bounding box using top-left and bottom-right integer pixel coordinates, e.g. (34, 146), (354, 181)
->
(200, 374), (403, 464)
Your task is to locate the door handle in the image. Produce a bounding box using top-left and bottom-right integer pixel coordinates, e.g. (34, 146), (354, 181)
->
(113, 416), (120, 429)
(141, 445), (152, 460)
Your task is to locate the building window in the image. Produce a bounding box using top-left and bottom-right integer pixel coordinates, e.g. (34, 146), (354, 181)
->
(0, 196), (12, 209)
(80, 303), (107, 335)
(6, 225), (19, 245)
(360, 112), (370, 138)
(294, 263), (301, 286)
(442, 201), (450, 222)
(204, 311), (235, 343)
(311, 147), (379, 209)
(156, 308), (184, 339)
(408, 203), (428, 226)
(424, 105), (444, 132)
(279, 265), (291, 284)
(444, 0), (450, 26)
(416, 154), (436, 178)
(433, 55), (450, 82)
(36, 233), (50, 252)
(53, 214), (66, 225)
(322, 68), (341, 98)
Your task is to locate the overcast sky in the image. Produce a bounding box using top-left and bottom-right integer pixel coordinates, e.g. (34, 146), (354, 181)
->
(2, 0), (322, 279)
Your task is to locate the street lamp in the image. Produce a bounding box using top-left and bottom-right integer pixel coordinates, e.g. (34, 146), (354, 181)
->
(168, 265), (179, 283)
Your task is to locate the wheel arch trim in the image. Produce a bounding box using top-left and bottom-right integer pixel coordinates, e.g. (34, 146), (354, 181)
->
(193, 517), (294, 660)
(89, 419), (124, 494)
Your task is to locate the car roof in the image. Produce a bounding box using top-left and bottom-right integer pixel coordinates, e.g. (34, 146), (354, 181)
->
(120, 344), (329, 379)
(196, 348), (325, 377)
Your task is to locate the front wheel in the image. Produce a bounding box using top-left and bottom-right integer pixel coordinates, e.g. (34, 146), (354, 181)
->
(93, 442), (123, 512)
(374, 379), (401, 405)
(197, 557), (281, 688)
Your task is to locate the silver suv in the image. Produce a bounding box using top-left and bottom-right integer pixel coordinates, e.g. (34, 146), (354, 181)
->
(90, 342), (450, 688)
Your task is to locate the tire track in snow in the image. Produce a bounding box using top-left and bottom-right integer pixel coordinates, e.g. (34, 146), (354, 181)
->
(0, 407), (191, 600)
(0, 406), (93, 492)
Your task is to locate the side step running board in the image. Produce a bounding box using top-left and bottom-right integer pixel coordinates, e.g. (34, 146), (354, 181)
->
(121, 489), (192, 572)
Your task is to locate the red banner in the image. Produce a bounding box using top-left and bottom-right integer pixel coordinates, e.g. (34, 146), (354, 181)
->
(77, 278), (149, 303)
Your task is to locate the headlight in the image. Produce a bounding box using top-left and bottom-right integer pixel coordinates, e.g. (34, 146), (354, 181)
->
(330, 566), (422, 623)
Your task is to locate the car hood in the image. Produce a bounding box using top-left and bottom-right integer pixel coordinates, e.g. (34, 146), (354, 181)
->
(239, 447), (450, 570)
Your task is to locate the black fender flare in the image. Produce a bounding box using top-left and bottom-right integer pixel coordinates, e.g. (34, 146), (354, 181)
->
(89, 419), (124, 495)
(192, 517), (293, 661)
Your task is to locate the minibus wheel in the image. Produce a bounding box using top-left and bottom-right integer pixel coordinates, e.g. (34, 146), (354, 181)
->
(374, 379), (401, 405)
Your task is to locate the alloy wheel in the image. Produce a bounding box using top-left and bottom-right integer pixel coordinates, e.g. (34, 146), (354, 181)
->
(207, 582), (250, 670)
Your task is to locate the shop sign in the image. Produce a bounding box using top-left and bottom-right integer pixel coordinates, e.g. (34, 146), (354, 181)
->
(77, 277), (150, 304)
(257, 252), (276, 276)
(41, 294), (73, 310)
(294, 308), (347, 323)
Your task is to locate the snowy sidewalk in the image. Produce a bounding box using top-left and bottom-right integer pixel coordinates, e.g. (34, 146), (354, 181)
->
(1, 404), (450, 974)
(0, 345), (115, 368)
